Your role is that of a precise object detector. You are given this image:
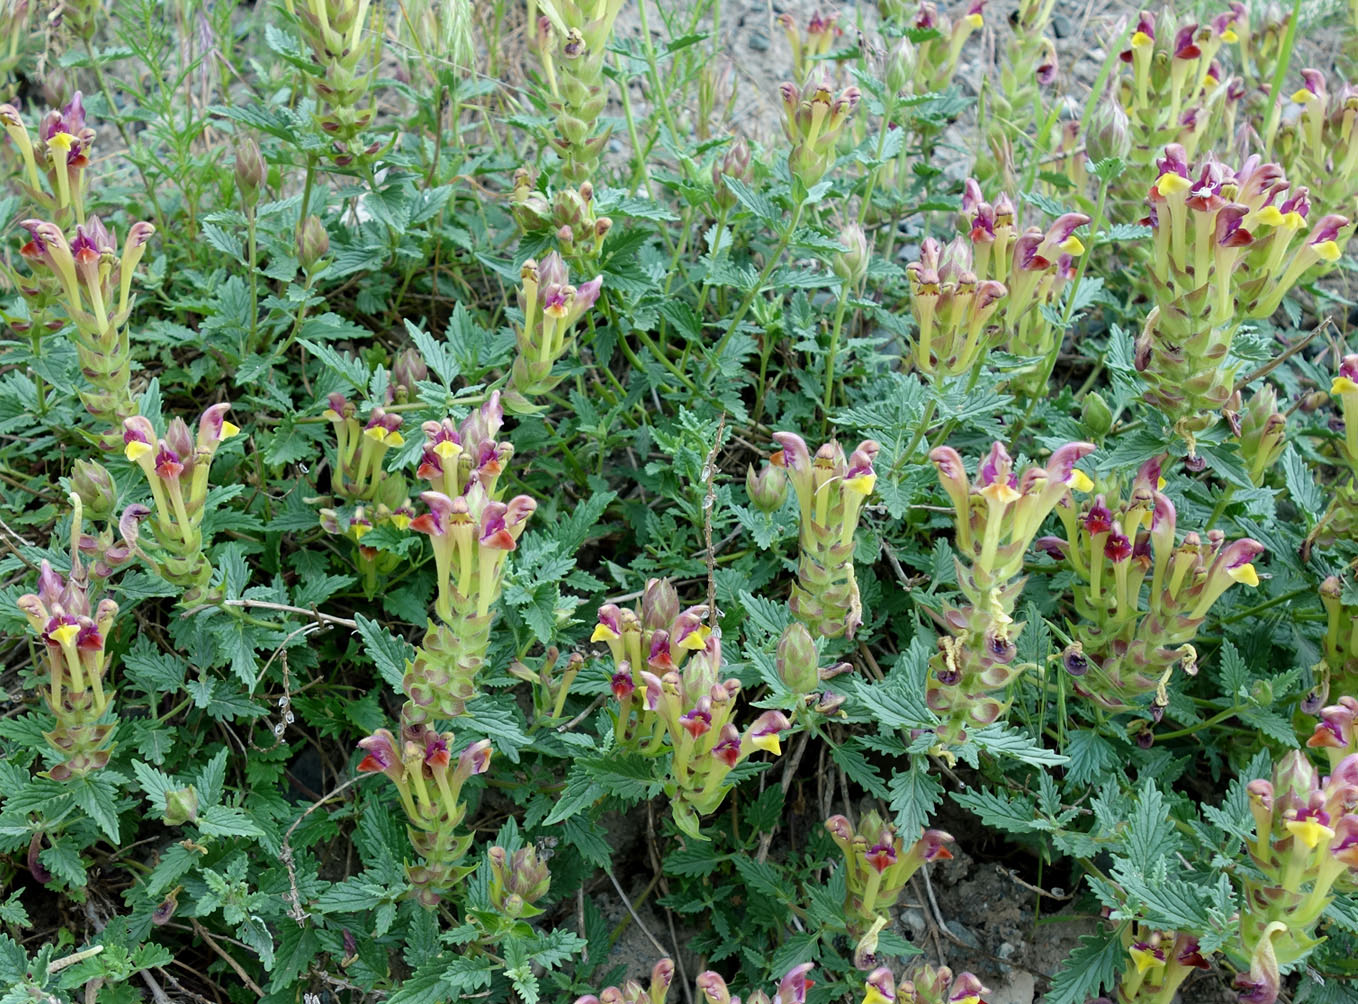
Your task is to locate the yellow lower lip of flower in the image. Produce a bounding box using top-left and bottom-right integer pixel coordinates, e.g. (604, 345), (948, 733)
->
(678, 625), (711, 650)
(844, 474), (876, 495)
(350, 523), (371, 540)
(965, 12), (982, 26)
(1221, 28), (1238, 42)
(1203, 74), (1218, 87)
(1157, 476), (1167, 490)
(861, 987), (893, 1004)
(1313, 239), (1342, 262)
(952, 997), (981, 1004)
(1285, 817), (1335, 849)
(981, 481), (1021, 505)
(49, 623), (80, 646)
(323, 409), (342, 422)
(1282, 211), (1304, 229)
(220, 420), (240, 439)
(1131, 30), (1152, 48)
(434, 440), (462, 459)
(1292, 88), (1318, 103)
(590, 624), (620, 643)
(1069, 469), (1094, 492)
(389, 514), (411, 530)
(364, 427), (389, 443)
(1252, 205), (1284, 227)
(751, 734), (782, 755)
(1333, 376), (1358, 395)
(1059, 235), (1085, 255)
(1228, 563), (1260, 587)
(1155, 172), (1191, 196)
(1129, 947), (1165, 975)
(47, 131), (74, 152)
(125, 440), (152, 462)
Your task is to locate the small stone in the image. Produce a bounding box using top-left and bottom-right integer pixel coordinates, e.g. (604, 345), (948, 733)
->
(1051, 13), (1073, 37)
(946, 920), (982, 949)
(899, 908), (927, 934)
(749, 30), (770, 52)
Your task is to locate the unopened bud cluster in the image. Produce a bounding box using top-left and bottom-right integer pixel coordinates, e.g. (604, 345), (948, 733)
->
(283, 0), (380, 165)
(356, 718), (492, 906)
(927, 441), (1095, 741)
(17, 500), (118, 780)
(825, 811), (953, 936)
(1039, 457), (1263, 714)
(1232, 384), (1287, 486)
(508, 250), (602, 409)
(779, 74), (860, 191)
(750, 433), (878, 639)
(1135, 147), (1350, 453)
(531, 0), (624, 183)
(405, 392), (535, 721)
(510, 169), (613, 263)
(776, 622), (851, 717)
(119, 404), (239, 601)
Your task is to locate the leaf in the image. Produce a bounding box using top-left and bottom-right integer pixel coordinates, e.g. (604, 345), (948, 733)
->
(952, 787), (1039, 833)
(543, 766), (603, 826)
(887, 760), (943, 834)
(131, 760), (176, 812)
(198, 804), (264, 837)
(665, 843), (725, 877)
(1282, 445), (1324, 522)
(1043, 927), (1122, 1004)
(354, 613), (414, 690)
(68, 773), (121, 842)
(967, 724), (1068, 767)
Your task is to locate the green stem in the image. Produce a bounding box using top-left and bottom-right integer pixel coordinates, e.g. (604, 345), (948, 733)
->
(703, 198), (806, 381)
(822, 286), (852, 430)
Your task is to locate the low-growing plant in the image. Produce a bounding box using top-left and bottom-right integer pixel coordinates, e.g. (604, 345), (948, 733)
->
(2, 1), (1358, 1003)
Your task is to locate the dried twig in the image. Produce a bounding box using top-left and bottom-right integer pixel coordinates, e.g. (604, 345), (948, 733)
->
(191, 919), (265, 998)
(280, 775), (362, 925)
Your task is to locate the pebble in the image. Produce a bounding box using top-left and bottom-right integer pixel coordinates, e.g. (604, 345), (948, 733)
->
(899, 907), (927, 935)
(946, 920), (982, 949)
(749, 30), (770, 51)
(1051, 13), (1073, 37)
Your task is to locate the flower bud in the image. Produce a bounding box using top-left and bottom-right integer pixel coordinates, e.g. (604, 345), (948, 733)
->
(886, 36), (916, 94)
(72, 459), (116, 520)
(234, 136), (265, 204)
(163, 785), (199, 825)
(1086, 99), (1131, 164)
(392, 346), (428, 400)
(297, 214), (329, 270)
(777, 622), (820, 694)
(1080, 391), (1113, 438)
(641, 578), (680, 632)
(746, 463), (788, 512)
(833, 223), (870, 286)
